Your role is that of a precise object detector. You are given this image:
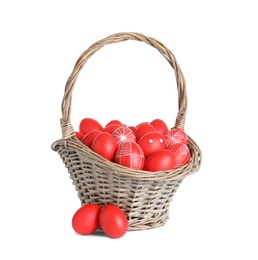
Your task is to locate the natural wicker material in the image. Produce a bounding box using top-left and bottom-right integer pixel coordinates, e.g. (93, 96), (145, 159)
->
(51, 32), (202, 230)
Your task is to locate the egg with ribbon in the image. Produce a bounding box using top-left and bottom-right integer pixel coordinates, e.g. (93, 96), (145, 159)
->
(115, 141), (145, 170)
(112, 126), (136, 145)
(164, 128), (188, 149)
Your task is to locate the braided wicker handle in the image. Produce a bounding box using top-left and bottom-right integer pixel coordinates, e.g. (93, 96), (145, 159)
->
(61, 32), (188, 139)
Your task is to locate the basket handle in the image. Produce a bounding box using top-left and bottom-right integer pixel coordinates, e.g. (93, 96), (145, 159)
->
(61, 32), (188, 139)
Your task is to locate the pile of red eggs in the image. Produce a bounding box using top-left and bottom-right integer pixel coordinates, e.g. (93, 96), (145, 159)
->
(72, 203), (128, 239)
(75, 118), (190, 172)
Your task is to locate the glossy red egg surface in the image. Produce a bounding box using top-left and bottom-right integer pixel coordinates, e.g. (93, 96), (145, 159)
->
(164, 128), (188, 149)
(143, 149), (176, 172)
(169, 143), (190, 168)
(102, 124), (121, 134)
(136, 122), (149, 127)
(99, 204), (128, 238)
(72, 204), (101, 235)
(91, 132), (117, 161)
(137, 132), (165, 158)
(75, 131), (85, 141)
(128, 126), (136, 132)
(150, 119), (169, 135)
(79, 118), (103, 135)
(112, 126), (136, 145)
(81, 130), (102, 147)
(115, 141), (145, 170)
(134, 123), (156, 141)
(105, 120), (123, 127)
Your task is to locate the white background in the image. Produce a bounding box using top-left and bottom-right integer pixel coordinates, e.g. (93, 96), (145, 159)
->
(1, 0), (257, 259)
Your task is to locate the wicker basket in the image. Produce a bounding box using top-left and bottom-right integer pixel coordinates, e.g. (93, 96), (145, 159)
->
(51, 32), (202, 231)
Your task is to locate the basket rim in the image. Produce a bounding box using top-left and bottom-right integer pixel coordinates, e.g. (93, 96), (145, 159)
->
(51, 131), (202, 181)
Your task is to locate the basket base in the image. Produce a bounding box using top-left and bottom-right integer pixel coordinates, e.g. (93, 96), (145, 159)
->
(127, 212), (169, 231)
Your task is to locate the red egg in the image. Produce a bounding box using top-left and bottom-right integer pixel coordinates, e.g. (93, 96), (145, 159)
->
(136, 122), (149, 127)
(128, 126), (136, 132)
(79, 118), (103, 135)
(75, 131), (85, 141)
(143, 150), (176, 172)
(81, 130), (102, 147)
(137, 132), (165, 158)
(150, 119), (169, 135)
(169, 143), (190, 168)
(115, 141), (145, 170)
(112, 126), (136, 145)
(102, 124), (121, 134)
(134, 123), (156, 141)
(91, 132), (118, 161)
(72, 204), (102, 235)
(105, 120), (123, 127)
(164, 128), (188, 149)
(99, 204), (128, 238)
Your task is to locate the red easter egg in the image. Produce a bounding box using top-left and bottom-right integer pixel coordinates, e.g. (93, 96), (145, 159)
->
(143, 150), (176, 172)
(150, 119), (169, 135)
(75, 131), (85, 141)
(91, 132), (118, 161)
(169, 143), (190, 168)
(99, 204), (128, 238)
(115, 141), (145, 170)
(102, 124), (121, 134)
(72, 204), (102, 235)
(81, 130), (102, 147)
(79, 118), (103, 135)
(136, 122), (149, 127)
(112, 126), (136, 145)
(137, 132), (165, 158)
(134, 123), (156, 141)
(105, 120), (123, 127)
(128, 126), (136, 133)
(164, 128), (188, 149)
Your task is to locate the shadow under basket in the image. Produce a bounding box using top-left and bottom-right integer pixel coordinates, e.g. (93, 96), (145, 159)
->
(51, 32), (202, 231)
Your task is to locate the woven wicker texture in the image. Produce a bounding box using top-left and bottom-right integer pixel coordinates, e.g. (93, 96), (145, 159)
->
(51, 32), (202, 230)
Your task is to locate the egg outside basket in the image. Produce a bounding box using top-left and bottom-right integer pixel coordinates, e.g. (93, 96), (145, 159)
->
(51, 32), (202, 231)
